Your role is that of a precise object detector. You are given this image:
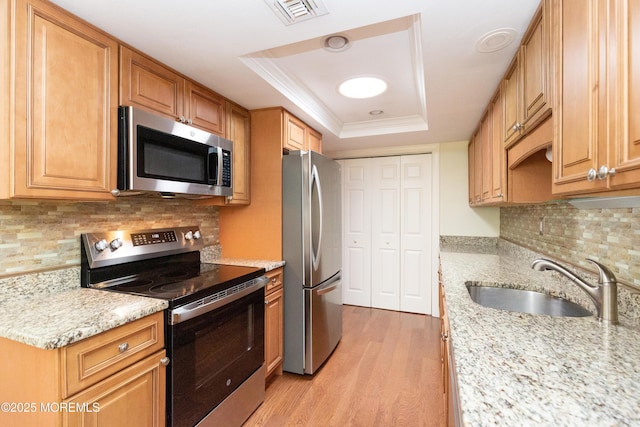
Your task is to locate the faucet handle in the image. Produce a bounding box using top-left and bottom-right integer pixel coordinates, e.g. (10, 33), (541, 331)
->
(586, 259), (617, 285)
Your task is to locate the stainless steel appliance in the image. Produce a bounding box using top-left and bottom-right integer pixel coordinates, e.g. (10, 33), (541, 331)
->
(282, 150), (342, 375)
(115, 106), (233, 198)
(80, 226), (266, 427)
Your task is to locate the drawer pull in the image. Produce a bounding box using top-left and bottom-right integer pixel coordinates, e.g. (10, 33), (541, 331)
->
(118, 342), (129, 353)
(161, 357), (170, 367)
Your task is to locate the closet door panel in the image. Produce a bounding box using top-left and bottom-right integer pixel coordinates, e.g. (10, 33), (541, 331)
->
(341, 160), (371, 307)
(400, 155), (433, 314)
(371, 158), (401, 311)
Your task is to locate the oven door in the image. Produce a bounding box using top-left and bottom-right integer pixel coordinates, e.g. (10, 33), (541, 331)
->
(166, 285), (265, 427)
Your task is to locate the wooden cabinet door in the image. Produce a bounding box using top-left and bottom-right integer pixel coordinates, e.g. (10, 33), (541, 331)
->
(467, 138), (475, 205)
(490, 91), (506, 202)
(186, 81), (225, 135)
(521, 1), (552, 131)
(224, 101), (251, 205)
(480, 112), (492, 202)
(609, 0), (640, 188)
(552, 0), (609, 194)
(12, 0), (118, 200)
(64, 351), (167, 427)
(265, 285), (283, 378)
(502, 57), (521, 147)
(120, 46), (184, 120)
(473, 129), (483, 204)
(307, 128), (322, 153)
(284, 113), (307, 151)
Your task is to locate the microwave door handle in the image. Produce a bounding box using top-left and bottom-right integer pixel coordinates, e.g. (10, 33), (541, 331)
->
(216, 146), (223, 185)
(207, 146), (223, 185)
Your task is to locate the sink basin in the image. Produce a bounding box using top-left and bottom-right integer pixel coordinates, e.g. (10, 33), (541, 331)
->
(466, 285), (592, 317)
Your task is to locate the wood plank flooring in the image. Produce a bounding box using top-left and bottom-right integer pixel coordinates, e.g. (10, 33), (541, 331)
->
(244, 305), (445, 426)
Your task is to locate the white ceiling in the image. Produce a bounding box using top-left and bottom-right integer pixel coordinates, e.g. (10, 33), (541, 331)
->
(49, 0), (540, 156)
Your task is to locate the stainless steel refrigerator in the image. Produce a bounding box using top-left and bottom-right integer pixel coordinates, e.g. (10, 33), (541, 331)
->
(282, 150), (342, 375)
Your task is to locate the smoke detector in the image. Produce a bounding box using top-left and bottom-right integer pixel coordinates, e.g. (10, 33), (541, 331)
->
(264, 0), (329, 25)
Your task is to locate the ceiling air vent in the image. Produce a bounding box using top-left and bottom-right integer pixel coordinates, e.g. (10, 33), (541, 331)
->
(264, 0), (329, 25)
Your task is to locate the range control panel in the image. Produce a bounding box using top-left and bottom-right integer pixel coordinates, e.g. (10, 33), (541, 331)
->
(132, 231), (178, 246)
(81, 226), (204, 268)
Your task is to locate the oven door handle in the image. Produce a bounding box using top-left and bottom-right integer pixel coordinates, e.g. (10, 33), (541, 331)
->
(169, 276), (268, 325)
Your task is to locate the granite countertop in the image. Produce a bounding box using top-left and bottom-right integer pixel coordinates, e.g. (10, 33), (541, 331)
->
(440, 246), (640, 426)
(0, 267), (168, 350)
(209, 258), (285, 272)
(0, 288), (167, 350)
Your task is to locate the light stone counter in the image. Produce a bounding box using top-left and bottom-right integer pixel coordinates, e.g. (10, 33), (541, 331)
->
(207, 257), (285, 272)
(440, 243), (640, 426)
(0, 267), (167, 350)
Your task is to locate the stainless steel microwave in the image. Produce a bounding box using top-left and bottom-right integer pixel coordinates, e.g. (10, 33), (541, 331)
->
(115, 106), (232, 198)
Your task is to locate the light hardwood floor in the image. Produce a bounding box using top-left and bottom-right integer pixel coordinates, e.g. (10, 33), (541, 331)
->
(245, 305), (445, 426)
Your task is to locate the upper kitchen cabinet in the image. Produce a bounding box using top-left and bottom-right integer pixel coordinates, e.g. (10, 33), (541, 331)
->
(283, 112), (307, 152)
(607, 0), (640, 189)
(282, 110), (323, 153)
(120, 46), (225, 136)
(468, 89), (506, 206)
(307, 127), (323, 154)
(1, 0), (118, 200)
(503, 0), (553, 147)
(552, 0), (640, 195)
(224, 101), (251, 205)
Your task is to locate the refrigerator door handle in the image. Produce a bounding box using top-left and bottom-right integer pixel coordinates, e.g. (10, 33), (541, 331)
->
(311, 164), (323, 271)
(316, 283), (338, 296)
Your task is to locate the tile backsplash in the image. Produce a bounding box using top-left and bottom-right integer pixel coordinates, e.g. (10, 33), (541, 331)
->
(0, 197), (220, 277)
(500, 201), (640, 290)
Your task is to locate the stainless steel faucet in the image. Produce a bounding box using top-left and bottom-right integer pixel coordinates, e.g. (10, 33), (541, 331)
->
(531, 258), (618, 324)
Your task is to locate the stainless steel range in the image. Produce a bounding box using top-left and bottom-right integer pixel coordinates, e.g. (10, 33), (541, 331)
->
(80, 226), (267, 427)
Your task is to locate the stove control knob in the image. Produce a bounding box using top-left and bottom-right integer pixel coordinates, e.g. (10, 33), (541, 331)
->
(185, 231), (194, 241)
(110, 238), (123, 250)
(193, 230), (201, 240)
(95, 239), (109, 252)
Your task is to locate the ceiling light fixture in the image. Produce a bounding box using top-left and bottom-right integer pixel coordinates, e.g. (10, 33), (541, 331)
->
(475, 28), (517, 53)
(324, 35), (350, 52)
(339, 77), (387, 99)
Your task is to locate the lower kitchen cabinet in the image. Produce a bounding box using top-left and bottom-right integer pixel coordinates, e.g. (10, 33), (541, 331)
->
(439, 273), (459, 427)
(63, 350), (166, 427)
(264, 268), (284, 380)
(0, 312), (166, 427)
(439, 281), (452, 426)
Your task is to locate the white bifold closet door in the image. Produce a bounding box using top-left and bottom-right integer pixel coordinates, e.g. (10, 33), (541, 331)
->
(341, 158), (372, 308)
(340, 154), (433, 315)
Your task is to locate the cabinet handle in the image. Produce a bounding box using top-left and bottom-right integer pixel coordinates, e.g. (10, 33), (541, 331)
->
(495, 193), (504, 198)
(597, 165), (616, 180)
(118, 342), (129, 353)
(178, 116), (186, 123)
(587, 168), (597, 182)
(187, 118), (193, 125)
(512, 123), (523, 132)
(160, 357), (170, 367)
(441, 332), (448, 342)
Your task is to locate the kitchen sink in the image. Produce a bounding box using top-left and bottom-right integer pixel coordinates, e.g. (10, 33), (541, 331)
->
(466, 284), (593, 317)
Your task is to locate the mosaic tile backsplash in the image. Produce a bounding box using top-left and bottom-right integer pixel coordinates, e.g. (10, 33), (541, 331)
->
(0, 197), (220, 277)
(500, 201), (640, 290)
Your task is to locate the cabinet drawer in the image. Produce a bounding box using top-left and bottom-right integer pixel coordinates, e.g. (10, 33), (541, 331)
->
(265, 268), (283, 295)
(62, 312), (164, 397)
